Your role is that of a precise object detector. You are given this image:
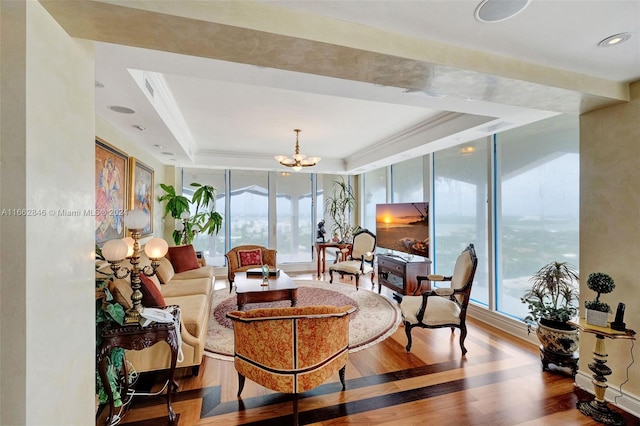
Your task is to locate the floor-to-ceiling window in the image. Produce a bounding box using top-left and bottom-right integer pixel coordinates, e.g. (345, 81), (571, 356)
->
(362, 168), (387, 231)
(229, 170), (269, 248)
(276, 172), (313, 263)
(496, 114), (579, 319)
(433, 138), (490, 305)
(391, 157), (424, 203)
(182, 168), (226, 266)
(430, 114), (579, 317)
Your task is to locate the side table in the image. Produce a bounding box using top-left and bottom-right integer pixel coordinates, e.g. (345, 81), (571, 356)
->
(316, 242), (350, 276)
(570, 318), (636, 425)
(97, 305), (181, 425)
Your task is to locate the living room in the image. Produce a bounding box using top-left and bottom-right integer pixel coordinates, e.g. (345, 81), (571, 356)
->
(1, 1), (639, 425)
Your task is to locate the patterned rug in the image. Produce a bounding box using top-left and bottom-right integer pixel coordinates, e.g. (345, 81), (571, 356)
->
(204, 280), (402, 361)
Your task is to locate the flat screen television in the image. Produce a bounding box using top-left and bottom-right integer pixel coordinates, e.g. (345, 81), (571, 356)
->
(376, 202), (429, 258)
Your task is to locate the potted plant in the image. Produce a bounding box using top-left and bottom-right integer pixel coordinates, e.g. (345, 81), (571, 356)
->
(95, 246), (127, 409)
(158, 182), (223, 245)
(584, 272), (615, 327)
(521, 261), (580, 356)
(324, 176), (357, 243)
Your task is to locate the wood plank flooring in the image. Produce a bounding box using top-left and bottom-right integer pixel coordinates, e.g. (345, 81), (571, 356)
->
(98, 272), (640, 426)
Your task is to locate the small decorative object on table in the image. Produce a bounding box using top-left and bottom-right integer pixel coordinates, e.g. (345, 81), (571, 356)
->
(584, 272), (615, 327)
(261, 264), (269, 286)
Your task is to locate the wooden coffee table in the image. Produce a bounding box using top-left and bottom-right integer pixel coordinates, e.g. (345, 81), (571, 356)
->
(234, 271), (297, 311)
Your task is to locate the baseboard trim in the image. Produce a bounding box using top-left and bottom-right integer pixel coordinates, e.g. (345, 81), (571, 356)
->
(574, 371), (640, 418)
(467, 303), (539, 346)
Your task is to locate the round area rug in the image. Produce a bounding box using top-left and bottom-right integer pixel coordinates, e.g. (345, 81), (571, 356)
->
(204, 280), (402, 361)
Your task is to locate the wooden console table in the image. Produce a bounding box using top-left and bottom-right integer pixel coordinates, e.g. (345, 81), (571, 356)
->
(377, 253), (431, 300)
(316, 242), (350, 276)
(570, 318), (636, 425)
(97, 305), (181, 425)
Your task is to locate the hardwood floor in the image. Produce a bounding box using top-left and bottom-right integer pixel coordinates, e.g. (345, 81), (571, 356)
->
(98, 272), (640, 426)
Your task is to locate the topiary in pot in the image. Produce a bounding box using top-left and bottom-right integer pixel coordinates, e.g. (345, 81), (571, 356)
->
(584, 272), (615, 326)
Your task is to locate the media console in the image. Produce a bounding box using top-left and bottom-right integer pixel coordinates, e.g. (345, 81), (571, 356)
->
(377, 253), (431, 301)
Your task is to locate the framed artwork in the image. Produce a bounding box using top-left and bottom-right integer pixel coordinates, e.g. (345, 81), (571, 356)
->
(129, 157), (154, 236)
(95, 138), (128, 245)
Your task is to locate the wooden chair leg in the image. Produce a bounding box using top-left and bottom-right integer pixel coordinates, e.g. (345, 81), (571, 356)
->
(339, 365), (346, 390)
(237, 373), (245, 397)
(404, 322), (414, 352)
(329, 270), (334, 283)
(355, 275), (359, 290)
(459, 324), (468, 355)
(292, 393), (299, 426)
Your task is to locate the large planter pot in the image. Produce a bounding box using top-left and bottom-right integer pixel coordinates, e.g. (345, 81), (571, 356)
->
(535, 319), (579, 355)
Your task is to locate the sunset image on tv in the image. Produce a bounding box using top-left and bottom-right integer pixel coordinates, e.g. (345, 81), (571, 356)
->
(376, 202), (429, 258)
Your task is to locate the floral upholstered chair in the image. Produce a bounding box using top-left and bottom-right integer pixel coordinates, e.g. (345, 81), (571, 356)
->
(225, 245), (277, 292)
(226, 305), (356, 426)
(400, 243), (477, 355)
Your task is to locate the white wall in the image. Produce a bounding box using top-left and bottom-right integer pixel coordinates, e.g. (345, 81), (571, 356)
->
(1, 1), (96, 424)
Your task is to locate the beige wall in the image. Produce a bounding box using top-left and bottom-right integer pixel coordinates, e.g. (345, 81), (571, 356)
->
(1, 1), (96, 424)
(580, 81), (640, 405)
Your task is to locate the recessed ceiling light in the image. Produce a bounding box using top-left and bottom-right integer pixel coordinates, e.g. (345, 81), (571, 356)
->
(598, 33), (632, 47)
(153, 144), (164, 149)
(475, 0), (530, 23)
(161, 151), (175, 156)
(95, 81), (105, 88)
(109, 105), (136, 114)
(132, 124), (146, 131)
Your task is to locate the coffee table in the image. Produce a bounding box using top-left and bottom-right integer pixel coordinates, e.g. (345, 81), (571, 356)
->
(234, 271), (297, 311)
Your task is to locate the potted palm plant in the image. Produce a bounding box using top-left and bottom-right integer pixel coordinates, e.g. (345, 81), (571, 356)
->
(584, 272), (615, 327)
(158, 182), (223, 245)
(521, 261), (580, 356)
(324, 176), (357, 243)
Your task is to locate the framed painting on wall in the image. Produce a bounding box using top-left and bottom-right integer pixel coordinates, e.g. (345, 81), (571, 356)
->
(95, 138), (128, 245)
(129, 157), (154, 236)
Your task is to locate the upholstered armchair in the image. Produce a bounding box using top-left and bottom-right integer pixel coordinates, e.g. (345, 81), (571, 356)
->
(225, 245), (277, 292)
(400, 243), (477, 355)
(328, 229), (376, 289)
(227, 305), (356, 426)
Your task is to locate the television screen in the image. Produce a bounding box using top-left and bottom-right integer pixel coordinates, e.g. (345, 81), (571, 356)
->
(376, 202), (429, 258)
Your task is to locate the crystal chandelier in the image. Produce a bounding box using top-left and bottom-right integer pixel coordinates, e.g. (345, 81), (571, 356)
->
(274, 129), (321, 172)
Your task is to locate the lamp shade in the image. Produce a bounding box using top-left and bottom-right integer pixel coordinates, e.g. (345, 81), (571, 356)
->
(101, 239), (129, 262)
(124, 209), (149, 230)
(123, 237), (135, 258)
(144, 237), (169, 259)
(175, 220), (185, 232)
(180, 211), (190, 220)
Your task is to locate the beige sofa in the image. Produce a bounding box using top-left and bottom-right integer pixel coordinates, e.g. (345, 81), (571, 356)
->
(107, 253), (214, 376)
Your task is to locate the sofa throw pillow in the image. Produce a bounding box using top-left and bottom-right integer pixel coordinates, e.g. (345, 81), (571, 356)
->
(167, 244), (200, 273)
(155, 257), (175, 284)
(238, 248), (262, 267)
(140, 274), (166, 307)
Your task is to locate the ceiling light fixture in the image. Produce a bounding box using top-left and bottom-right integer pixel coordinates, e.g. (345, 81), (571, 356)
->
(274, 129), (321, 172)
(598, 33), (632, 47)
